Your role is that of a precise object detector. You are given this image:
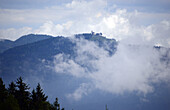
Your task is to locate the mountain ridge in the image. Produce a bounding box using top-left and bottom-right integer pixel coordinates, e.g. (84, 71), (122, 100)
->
(0, 33), (117, 80)
(0, 34), (53, 53)
(0, 33), (170, 110)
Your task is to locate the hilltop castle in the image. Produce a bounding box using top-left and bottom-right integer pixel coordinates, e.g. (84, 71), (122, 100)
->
(91, 31), (102, 36)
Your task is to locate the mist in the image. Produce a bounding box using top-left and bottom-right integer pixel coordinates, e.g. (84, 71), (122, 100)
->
(52, 35), (170, 101)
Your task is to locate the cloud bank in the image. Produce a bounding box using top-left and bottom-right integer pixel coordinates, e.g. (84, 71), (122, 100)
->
(53, 37), (170, 100)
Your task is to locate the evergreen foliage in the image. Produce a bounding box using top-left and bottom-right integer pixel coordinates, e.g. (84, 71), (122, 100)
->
(31, 83), (48, 110)
(0, 77), (8, 103)
(106, 104), (109, 110)
(15, 77), (30, 110)
(0, 77), (65, 110)
(1, 94), (20, 110)
(51, 97), (64, 110)
(0, 78), (20, 110)
(8, 81), (17, 96)
(0, 76), (107, 110)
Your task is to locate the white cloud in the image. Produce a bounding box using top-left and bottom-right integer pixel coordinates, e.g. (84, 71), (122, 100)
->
(66, 83), (93, 101)
(53, 54), (86, 78)
(34, 21), (74, 36)
(0, 27), (32, 40)
(144, 20), (170, 47)
(53, 38), (170, 100)
(1, 6), (170, 48)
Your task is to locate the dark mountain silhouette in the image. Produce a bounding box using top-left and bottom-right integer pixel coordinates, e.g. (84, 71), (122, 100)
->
(0, 34), (52, 53)
(0, 39), (14, 53)
(0, 33), (117, 84)
(14, 34), (52, 46)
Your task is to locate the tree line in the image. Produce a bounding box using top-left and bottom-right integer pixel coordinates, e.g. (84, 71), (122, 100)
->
(0, 77), (64, 110)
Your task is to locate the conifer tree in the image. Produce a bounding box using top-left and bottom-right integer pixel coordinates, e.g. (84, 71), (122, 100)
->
(8, 81), (17, 96)
(31, 83), (48, 110)
(61, 108), (65, 110)
(2, 94), (20, 110)
(106, 104), (108, 110)
(53, 97), (64, 110)
(30, 89), (36, 110)
(36, 83), (48, 102)
(0, 77), (8, 103)
(0, 77), (65, 110)
(54, 97), (60, 110)
(0, 78), (20, 110)
(15, 77), (30, 110)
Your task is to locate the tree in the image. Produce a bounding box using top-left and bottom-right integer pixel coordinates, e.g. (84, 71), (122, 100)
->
(30, 89), (36, 110)
(0, 77), (65, 110)
(8, 81), (17, 96)
(0, 77), (8, 103)
(0, 78), (20, 110)
(36, 83), (48, 102)
(1, 94), (20, 110)
(53, 97), (64, 110)
(31, 83), (48, 110)
(106, 104), (109, 110)
(15, 77), (30, 110)
(54, 98), (60, 110)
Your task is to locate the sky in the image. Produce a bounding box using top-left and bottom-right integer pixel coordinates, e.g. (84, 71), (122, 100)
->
(0, 0), (170, 47)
